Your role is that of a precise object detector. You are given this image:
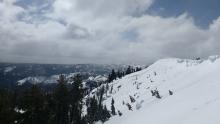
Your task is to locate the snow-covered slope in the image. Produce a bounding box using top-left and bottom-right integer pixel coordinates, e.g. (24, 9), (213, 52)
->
(99, 56), (220, 124)
(4, 66), (16, 74)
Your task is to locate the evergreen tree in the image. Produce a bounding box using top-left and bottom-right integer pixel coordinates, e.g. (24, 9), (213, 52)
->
(54, 75), (69, 124)
(126, 66), (132, 75)
(70, 74), (84, 124)
(111, 98), (116, 115)
(45, 92), (57, 124)
(107, 74), (111, 83)
(100, 105), (111, 123)
(109, 85), (113, 94)
(87, 87), (111, 124)
(117, 70), (122, 79)
(105, 83), (109, 96)
(111, 69), (117, 81)
(136, 67), (142, 72)
(0, 89), (16, 124)
(122, 71), (125, 77)
(17, 85), (49, 124)
(86, 96), (98, 124)
(97, 86), (105, 110)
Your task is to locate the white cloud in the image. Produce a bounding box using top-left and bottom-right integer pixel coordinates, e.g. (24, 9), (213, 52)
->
(0, 0), (220, 64)
(0, 0), (24, 21)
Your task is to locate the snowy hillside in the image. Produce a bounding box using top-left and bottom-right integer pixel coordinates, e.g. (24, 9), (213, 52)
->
(96, 56), (220, 124)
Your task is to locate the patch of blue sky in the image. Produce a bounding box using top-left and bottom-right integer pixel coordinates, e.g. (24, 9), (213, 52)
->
(147, 0), (220, 28)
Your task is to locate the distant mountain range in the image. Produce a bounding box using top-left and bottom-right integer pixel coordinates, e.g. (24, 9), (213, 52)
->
(0, 63), (128, 89)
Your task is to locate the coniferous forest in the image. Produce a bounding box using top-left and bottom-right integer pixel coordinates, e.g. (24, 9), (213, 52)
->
(0, 74), (110, 124)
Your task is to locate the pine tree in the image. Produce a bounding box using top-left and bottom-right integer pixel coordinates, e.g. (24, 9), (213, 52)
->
(108, 74), (112, 83)
(17, 85), (49, 124)
(54, 75), (69, 124)
(111, 69), (117, 80)
(126, 66), (132, 75)
(110, 85), (113, 94)
(87, 88), (111, 123)
(97, 86), (105, 110)
(70, 74), (84, 124)
(105, 83), (109, 96)
(117, 70), (122, 79)
(86, 96), (98, 124)
(111, 98), (116, 115)
(45, 92), (56, 124)
(0, 89), (16, 124)
(136, 67), (142, 72)
(100, 105), (111, 123)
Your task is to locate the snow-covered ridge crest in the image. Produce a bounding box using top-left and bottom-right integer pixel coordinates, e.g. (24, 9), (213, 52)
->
(154, 55), (220, 66)
(94, 56), (220, 124)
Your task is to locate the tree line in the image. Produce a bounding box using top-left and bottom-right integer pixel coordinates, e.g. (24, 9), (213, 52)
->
(108, 66), (142, 83)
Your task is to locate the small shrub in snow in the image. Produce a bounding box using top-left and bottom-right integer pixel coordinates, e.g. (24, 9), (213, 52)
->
(126, 103), (132, 111)
(151, 90), (156, 96)
(129, 95), (136, 103)
(169, 90), (173, 95)
(122, 101), (125, 105)
(117, 85), (121, 91)
(155, 90), (162, 99)
(134, 93), (137, 96)
(118, 110), (122, 116)
(151, 89), (162, 99)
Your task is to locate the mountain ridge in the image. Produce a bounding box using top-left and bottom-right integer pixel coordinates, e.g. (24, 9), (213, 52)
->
(92, 56), (220, 124)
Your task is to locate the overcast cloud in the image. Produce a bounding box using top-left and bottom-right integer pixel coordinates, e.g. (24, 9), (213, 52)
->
(0, 0), (220, 64)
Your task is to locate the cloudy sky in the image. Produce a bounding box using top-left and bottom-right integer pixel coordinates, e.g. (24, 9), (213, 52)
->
(0, 0), (220, 64)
